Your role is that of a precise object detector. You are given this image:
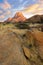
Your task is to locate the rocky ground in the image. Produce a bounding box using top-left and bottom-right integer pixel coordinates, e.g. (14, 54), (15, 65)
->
(0, 23), (43, 65)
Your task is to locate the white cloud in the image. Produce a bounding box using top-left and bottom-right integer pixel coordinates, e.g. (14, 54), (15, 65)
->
(22, 1), (28, 6)
(0, 1), (11, 10)
(22, 3), (43, 18)
(38, 0), (43, 3)
(0, 10), (3, 14)
(0, 15), (5, 18)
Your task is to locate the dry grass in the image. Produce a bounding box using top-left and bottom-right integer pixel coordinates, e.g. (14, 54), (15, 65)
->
(0, 23), (43, 65)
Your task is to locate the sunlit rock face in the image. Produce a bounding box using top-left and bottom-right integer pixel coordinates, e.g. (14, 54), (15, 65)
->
(4, 12), (26, 23)
(4, 13), (43, 24)
(7, 18), (12, 22)
(0, 25), (43, 65)
(4, 17), (12, 23)
(12, 12), (26, 22)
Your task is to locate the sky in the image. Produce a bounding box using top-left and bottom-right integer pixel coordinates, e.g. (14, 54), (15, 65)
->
(0, 0), (43, 22)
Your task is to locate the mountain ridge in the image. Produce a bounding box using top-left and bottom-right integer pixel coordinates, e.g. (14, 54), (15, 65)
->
(26, 14), (43, 23)
(4, 12), (26, 23)
(4, 13), (43, 23)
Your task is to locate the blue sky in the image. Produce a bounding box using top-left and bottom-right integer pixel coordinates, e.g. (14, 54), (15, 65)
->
(0, 0), (37, 10)
(0, 0), (43, 22)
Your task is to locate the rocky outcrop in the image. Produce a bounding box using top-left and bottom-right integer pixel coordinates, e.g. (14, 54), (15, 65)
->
(26, 15), (43, 23)
(4, 17), (12, 23)
(11, 12), (26, 22)
(4, 12), (26, 23)
(4, 13), (43, 23)
(0, 25), (43, 65)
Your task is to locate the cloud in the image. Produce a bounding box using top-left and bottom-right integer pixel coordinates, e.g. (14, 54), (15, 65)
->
(0, 10), (3, 14)
(2, 10), (11, 18)
(0, 0), (43, 21)
(22, 1), (28, 7)
(3, 1), (11, 10)
(23, 4), (39, 13)
(0, 15), (5, 18)
(22, 3), (43, 18)
(38, 0), (43, 4)
(0, 9), (11, 21)
(0, 0), (12, 22)
(0, 1), (11, 10)
(5, 10), (11, 15)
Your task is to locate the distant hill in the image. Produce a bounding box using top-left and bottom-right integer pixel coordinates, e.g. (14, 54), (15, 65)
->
(4, 17), (12, 23)
(4, 12), (26, 23)
(12, 12), (26, 22)
(4, 12), (43, 23)
(26, 15), (43, 23)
